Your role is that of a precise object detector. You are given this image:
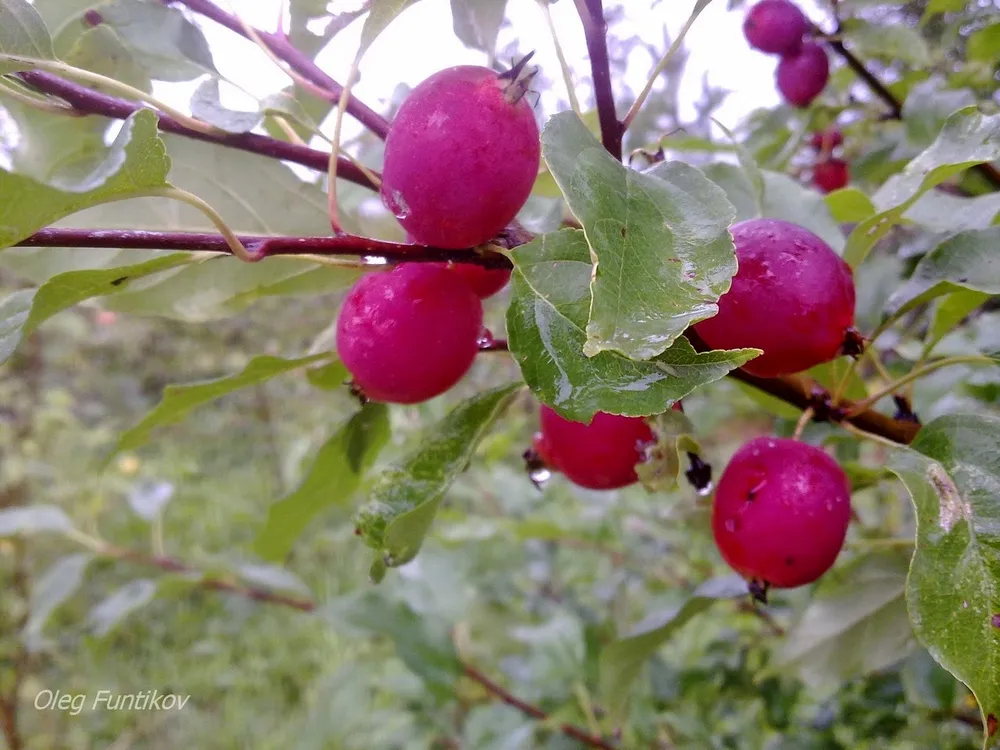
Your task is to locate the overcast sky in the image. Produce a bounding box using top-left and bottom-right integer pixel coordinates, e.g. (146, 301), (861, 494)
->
(167, 0), (830, 142)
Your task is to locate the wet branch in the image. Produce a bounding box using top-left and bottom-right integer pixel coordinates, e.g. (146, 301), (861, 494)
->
(573, 0), (623, 160)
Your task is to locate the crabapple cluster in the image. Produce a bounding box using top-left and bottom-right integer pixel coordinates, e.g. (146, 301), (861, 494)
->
(809, 128), (849, 193)
(743, 0), (829, 108)
(336, 62), (540, 403)
(712, 437), (851, 594)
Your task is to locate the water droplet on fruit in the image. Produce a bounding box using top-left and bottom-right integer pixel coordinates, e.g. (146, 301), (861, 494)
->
(724, 518), (738, 532)
(697, 481), (714, 497)
(477, 327), (495, 348)
(387, 190), (410, 220)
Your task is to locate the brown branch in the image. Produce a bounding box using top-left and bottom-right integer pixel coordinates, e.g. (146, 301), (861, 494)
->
(821, 31), (1000, 190)
(16, 71), (377, 190)
(15, 229), (513, 268)
(172, 0), (390, 139)
(462, 664), (617, 749)
(573, 0), (623, 161)
(100, 544), (317, 612)
(686, 332), (921, 445)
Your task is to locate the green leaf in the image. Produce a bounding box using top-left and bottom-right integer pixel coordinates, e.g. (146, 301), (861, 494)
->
(87, 579), (157, 637)
(885, 227), (1000, 319)
(926, 290), (993, 353)
(190, 78), (262, 134)
(114, 354), (331, 455)
(23, 553), (92, 652)
(771, 550), (916, 689)
(921, 0), (965, 18)
(450, 0), (507, 54)
(60, 24), (151, 93)
(704, 163), (845, 252)
(0, 0), (55, 73)
(635, 409), (702, 492)
(843, 21), (930, 66)
(506, 228), (760, 422)
(256, 404), (391, 562)
(903, 190), (1000, 234)
(825, 188), (876, 223)
(902, 78), (978, 148)
(0, 253), (194, 364)
(358, 0), (417, 58)
(887, 414), (1000, 744)
(98, 0), (218, 82)
(844, 108), (1000, 268)
(0, 505), (73, 536)
(541, 111), (738, 360)
(1, 131), (361, 321)
(325, 591), (461, 692)
(968, 24), (1000, 62)
(0, 109), (169, 250)
(599, 576), (749, 722)
(355, 383), (522, 572)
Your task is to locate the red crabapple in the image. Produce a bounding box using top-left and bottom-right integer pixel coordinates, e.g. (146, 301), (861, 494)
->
(743, 0), (807, 55)
(692, 218), (856, 378)
(812, 159), (849, 193)
(809, 129), (843, 151)
(538, 405), (654, 490)
(336, 264), (483, 404)
(712, 437), (851, 590)
(380, 63), (541, 249)
(776, 42), (829, 107)
(428, 261), (511, 299)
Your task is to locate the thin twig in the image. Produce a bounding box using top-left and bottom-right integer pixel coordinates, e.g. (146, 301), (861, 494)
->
(462, 664), (617, 749)
(573, 0), (623, 160)
(173, 0), (390, 139)
(17, 71), (377, 189)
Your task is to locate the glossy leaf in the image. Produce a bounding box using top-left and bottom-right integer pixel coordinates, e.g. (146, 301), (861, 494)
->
(358, 0), (418, 57)
(825, 188), (876, 223)
(705, 163), (845, 252)
(635, 408), (702, 492)
(0, 253), (194, 364)
(355, 384), (523, 574)
(903, 190), (1000, 233)
(114, 354), (331, 455)
(505, 228), (760, 422)
(0, 0), (55, 73)
(450, 0), (507, 54)
(0, 110), (169, 250)
(901, 78), (977, 149)
(542, 111), (738, 360)
(99, 0), (218, 81)
(885, 227), (1000, 319)
(189, 78), (262, 134)
(844, 108), (1000, 268)
(968, 24), (1000, 62)
(772, 550), (916, 688)
(599, 576), (749, 722)
(887, 414), (1000, 744)
(926, 290), (993, 353)
(61, 24), (151, 93)
(0, 505), (73, 536)
(844, 21), (930, 66)
(256, 403), (391, 562)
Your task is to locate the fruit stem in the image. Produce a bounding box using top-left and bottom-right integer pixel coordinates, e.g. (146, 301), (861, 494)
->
(792, 407), (815, 440)
(538, 0), (581, 114)
(621, 0), (711, 133)
(845, 355), (996, 418)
